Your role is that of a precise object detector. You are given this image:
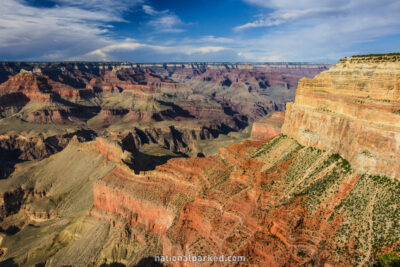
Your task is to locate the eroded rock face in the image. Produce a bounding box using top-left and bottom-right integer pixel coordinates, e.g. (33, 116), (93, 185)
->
(169, 64), (331, 122)
(90, 135), (400, 266)
(1, 132), (399, 265)
(282, 54), (400, 178)
(0, 70), (80, 101)
(0, 130), (96, 179)
(0, 62), (331, 125)
(251, 112), (285, 140)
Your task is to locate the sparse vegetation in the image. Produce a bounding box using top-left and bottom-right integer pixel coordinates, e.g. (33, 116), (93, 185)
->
(316, 106), (333, 113)
(361, 150), (374, 157)
(352, 53), (400, 57)
(374, 252), (400, 267)
(248, 134), (287, 159)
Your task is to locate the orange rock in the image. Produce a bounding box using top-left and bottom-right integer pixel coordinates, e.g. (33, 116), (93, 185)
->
(282, 55), (400, 178)
(90, 138), (353, 266)
(251, 112), (285, 140)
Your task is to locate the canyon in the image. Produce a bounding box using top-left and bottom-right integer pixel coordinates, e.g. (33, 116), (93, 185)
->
(1, 55), (399, 266)
(0, 62), (329, 178)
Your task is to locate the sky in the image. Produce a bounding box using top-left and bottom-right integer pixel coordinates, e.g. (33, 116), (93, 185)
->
(0, 0), (400, 62)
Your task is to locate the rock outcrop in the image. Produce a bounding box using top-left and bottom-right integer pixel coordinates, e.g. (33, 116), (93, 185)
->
(0, 69), (80, 101)
(88, 135), (400, 266)
(0, 130), (96, 179)
(282, 54), (400, 178)
(251, 112), (285, 140)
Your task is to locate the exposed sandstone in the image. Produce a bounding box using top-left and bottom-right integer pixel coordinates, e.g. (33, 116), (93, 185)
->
(251, 112), (285, 140)
(282, 55), (400, 178)
(1, 130), (399, 265)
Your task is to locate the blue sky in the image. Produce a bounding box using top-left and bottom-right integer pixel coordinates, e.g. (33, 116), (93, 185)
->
(1, 0), (400, 62)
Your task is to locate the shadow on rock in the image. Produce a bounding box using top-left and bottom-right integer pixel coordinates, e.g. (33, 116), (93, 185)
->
(0, 258), (18, 267)
(0, 225), (20, 235)
(100, 263), (126, 267)
(130, 150), (187, 174)
(134, 257), (165, 267)
(0, 147), (23, 179)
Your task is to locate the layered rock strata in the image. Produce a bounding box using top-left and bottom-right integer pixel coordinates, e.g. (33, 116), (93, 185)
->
(251, 112), (285, 140)
(89, 135), (400, 266)
(1, 123), (400, 265)
(282, 54), (400, 178)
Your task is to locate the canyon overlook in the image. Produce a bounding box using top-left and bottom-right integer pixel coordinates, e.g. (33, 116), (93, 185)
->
(1, 56), (400, 266)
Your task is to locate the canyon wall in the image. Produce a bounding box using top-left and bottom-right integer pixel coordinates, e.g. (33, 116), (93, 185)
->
(88, 135), (400, 266)
(282, 54), (400, 178)
(251, 112), (285, 140)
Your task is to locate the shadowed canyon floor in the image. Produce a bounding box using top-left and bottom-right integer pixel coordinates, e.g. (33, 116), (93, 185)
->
(1, 57), (400, 266)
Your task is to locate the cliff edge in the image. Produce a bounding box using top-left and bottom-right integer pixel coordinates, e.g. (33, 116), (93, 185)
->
(282, 54), (400, 178)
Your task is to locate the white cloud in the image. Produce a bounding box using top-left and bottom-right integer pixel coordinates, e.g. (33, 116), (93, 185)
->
(148, 15), (185, 33)
(1, 0), (399, 62)
(81, 41), (229, 61)
(235, 7), (344, 30)
(142, 5), (186, 33)
(197, 36), (234, 44)
(243, 0), (347, 9)
(234, 0), (400, 61)
(0, 0), (141, 60)
(142, 5), (158, 16)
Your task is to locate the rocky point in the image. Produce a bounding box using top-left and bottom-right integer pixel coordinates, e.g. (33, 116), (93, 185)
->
(282, 54), (400, 178)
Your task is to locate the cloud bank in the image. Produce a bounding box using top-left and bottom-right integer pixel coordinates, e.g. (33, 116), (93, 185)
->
(0, 0), (400, 62)
(234, 0), (400, 61)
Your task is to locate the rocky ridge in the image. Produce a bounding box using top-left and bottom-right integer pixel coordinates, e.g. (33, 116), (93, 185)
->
(282, 54), (400, 178)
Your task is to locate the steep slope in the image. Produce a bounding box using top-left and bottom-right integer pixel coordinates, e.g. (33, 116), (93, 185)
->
(169, 64), (331, 122)
(282, 54), (400, 178)
(88, 135), (400, 266)
(0, 138), (150, 266)
(251, 112), (285, 140)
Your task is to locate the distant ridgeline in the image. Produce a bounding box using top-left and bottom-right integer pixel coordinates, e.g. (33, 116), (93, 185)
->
(0, 61), (332, 84)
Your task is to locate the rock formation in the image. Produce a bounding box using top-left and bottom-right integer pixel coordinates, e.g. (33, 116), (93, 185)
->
(0, 69), (81, 101)
(282, 54), (400, 178)
(88, 135), (400, 266)
(251, 112), (285, 140)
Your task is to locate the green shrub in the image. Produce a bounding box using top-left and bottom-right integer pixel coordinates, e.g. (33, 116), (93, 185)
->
(374, 252), (400, 267)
